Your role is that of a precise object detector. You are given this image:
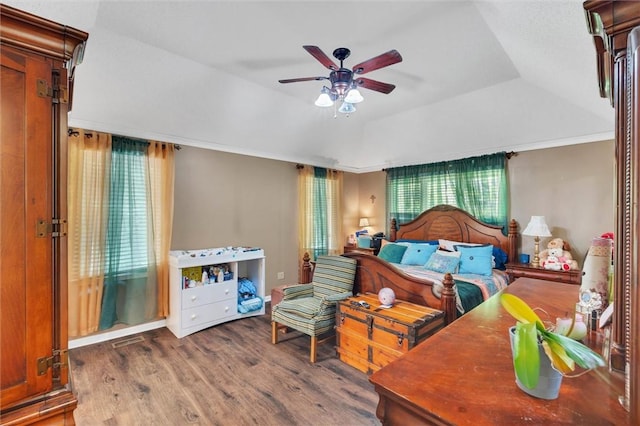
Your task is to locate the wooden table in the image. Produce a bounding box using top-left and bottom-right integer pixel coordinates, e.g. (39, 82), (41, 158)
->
(369, 278), (630, 425)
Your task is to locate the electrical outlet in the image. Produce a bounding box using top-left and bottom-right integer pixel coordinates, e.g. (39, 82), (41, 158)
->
(277, 272), (285, 280)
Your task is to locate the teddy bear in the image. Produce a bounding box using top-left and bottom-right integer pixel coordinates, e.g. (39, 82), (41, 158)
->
(539, 237), (579, 271)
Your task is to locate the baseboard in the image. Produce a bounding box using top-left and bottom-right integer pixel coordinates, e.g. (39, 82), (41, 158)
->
(68, 319), (167, 349)
(69, 294), (271, 349)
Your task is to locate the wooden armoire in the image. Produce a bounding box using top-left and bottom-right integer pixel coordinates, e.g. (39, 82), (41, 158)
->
(584, 1), (640, 423)
(0, 5), (87, 425)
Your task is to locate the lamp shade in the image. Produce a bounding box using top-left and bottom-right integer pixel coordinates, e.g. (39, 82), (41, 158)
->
(359, 218), (370, 227)
(338, 102), (356, 114)
(522, 216), (552, 237)
(314, 92), (333, 107)
(344, 88), (364, 104)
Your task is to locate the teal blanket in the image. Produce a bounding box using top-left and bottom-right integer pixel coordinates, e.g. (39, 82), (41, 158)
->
(456, 281), (484, 317)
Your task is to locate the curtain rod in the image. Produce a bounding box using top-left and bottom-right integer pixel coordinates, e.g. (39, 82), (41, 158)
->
(68, 127), (181, 150)
(381, 151), (516, 171)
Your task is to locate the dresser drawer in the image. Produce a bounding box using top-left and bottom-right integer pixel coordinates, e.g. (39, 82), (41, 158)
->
(182, 282), (236, 308)
(208, 281), (237, 301)
(181, 299), (237, 328)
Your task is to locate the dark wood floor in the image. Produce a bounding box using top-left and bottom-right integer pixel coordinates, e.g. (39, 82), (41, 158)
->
(69, 304), (380, 425)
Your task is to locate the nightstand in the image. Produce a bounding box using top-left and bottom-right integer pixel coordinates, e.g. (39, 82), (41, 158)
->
(505, 262), (582, 285)
(343, 245), (375, 255)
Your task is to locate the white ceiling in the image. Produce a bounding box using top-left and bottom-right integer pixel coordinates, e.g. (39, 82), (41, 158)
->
(5, 0), (613, 173)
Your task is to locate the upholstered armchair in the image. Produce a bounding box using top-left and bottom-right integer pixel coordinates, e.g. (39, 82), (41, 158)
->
(271, 255), (357, 362)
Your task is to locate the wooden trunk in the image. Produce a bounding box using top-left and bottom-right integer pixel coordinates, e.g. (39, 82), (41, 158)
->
(335, 293), (444, 374)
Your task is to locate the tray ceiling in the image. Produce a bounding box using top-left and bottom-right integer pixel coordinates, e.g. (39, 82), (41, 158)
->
(5, 0), (613, 172)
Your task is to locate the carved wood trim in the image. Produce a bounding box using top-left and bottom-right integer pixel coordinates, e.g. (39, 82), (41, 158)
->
(0, 4), (88, 62)
(584, 1), (640, 421)
(626, 25), (640, 422)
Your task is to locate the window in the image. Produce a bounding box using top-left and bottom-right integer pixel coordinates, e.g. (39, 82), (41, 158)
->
(298, 166), (343, 260)
(104, 141), (150, 276)
(386, 152), (508, 232)
(68, 130), (175, 336)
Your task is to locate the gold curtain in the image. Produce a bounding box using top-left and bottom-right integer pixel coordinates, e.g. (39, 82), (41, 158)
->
(297, 165), (344, 263)
(298, 165), (315, 263)
(68, 129), (112, 337)
(147, 141), (175, 317)
(326, 169), (344, 255)
(68, 131), (176, 337)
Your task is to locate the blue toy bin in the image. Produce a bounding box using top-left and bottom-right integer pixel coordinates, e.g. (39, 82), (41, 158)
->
(357, 236), (372, 248)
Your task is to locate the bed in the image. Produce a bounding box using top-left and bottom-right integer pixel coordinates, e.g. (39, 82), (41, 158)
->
(300, 205), (519, 325)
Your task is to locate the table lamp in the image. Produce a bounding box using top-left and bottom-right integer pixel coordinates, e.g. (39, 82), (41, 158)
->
(522, 215), (552, 267)
(359, 218), (370, 228)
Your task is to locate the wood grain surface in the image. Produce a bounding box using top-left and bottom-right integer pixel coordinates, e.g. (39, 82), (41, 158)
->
(369, 278), (630, 425)
(70, 303), (379, 425)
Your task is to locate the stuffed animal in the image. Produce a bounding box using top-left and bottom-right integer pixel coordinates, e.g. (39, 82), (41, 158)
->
(539, 238), (579, 271)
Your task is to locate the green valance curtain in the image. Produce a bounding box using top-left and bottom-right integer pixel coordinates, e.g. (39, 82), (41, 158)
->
(386, 152), (508, 233)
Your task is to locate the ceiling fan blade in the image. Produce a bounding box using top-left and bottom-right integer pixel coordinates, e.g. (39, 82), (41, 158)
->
(279, 76), (328, 84)
(355, 77), (396, 94)
(303, 45), (339, 71)
(352, 50), (403, 75)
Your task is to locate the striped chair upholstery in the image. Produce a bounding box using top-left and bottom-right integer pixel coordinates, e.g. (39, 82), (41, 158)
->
(271, 255), (357, 362)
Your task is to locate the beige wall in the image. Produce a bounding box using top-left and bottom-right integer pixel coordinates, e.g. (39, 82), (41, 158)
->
(172, 147), (299, 295)
(341, 140), (615, 266)
(173, 140), (614, 296)
(343, 172), (387, 239)
(508, 140), (614, 264)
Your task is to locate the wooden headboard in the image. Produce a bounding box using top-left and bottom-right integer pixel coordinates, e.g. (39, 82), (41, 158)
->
(389, 205), (518, 263)
(298, 205), (519, 324)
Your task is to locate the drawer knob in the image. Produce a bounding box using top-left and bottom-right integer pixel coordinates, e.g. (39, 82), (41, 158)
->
(191, 296), (197, 301)
(225, 289), (229, 294)
(225, 306), (229, 312)
(191, 314), (197, 320)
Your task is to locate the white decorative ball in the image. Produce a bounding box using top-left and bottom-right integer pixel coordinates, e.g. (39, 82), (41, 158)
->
(378, 287), (396, 307)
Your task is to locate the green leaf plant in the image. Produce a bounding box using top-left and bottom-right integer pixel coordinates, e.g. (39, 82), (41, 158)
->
(501, 293), (606, 389)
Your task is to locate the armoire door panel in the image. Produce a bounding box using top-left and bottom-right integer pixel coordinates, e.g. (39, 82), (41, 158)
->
(0, 58), (27, 392)
(0, 47), (54, 409)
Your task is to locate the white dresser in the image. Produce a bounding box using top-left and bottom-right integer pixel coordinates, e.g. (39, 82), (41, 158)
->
(167, 247), (265, 338)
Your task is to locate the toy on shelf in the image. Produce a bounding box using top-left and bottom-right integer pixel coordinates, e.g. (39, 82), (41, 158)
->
(539, 238), (579, 271)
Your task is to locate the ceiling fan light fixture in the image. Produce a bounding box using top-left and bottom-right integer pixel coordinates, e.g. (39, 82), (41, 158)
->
(280, 46), (402, 115)
(314, 87), (334, 107)
(338, 102), (356, 114)
(344, 87), (364, 104)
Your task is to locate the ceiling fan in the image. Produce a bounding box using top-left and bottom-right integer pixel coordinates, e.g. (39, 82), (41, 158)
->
(278, 45), (403, 114)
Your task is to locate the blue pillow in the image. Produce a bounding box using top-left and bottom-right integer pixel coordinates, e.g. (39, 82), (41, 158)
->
(424, 250), (461, 274)
(378, 243), (408, 263)
(400, 244), (438, 266)
(455, 244), (494, 276)
(492, 246), (508, 270)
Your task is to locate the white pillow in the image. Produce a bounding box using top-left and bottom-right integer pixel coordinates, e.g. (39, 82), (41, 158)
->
(435, 248), (462, 258)
(438, 239), (481, 252)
